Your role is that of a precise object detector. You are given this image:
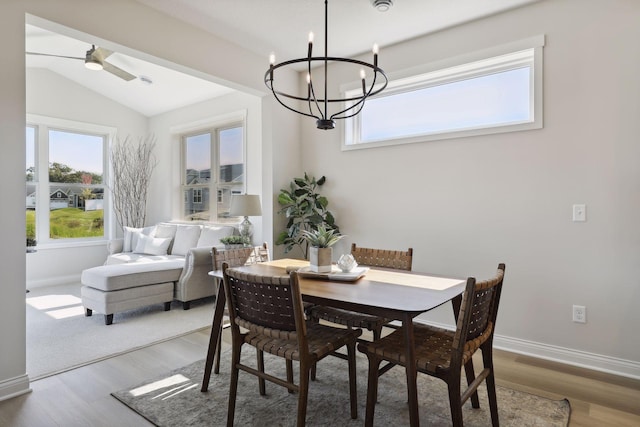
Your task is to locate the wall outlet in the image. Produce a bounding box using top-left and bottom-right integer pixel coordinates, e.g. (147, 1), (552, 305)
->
(572, 305), (586, 323)
(572, 204), (586, 222)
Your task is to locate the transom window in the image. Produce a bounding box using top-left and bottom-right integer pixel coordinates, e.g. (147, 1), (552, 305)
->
(343, 36), (544, 149)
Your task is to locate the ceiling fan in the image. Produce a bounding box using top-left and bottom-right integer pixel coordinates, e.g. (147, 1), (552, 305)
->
(26, 45), (136, 81)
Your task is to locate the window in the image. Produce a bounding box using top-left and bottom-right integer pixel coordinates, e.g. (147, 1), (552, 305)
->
(181, 123), (244, 221)
(343, 36), (544, 149)
(27, 115), (113, 244)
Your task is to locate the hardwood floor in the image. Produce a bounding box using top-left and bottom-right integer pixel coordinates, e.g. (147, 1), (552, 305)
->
(1, 328), (638, 426)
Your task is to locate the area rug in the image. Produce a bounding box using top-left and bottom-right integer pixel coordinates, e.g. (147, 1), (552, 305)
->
(27, 283), (214, 380)
(112, 348), (571, 426)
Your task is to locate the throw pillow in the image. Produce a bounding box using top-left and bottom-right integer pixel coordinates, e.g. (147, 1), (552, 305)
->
(133, 234), (172, 256)
(171, 225), (202, 256)
(123, 226), (155, 252)
(197, 226), (234, 248)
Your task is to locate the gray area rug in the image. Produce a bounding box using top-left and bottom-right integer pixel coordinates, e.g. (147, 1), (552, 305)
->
(112, 348), (571, 426)
(27, 283), (214, 380)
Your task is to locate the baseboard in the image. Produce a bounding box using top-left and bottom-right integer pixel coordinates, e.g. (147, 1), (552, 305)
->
(0, 374), (31, 402)
(414, 319), (640, 380)
(27, 274), (81, 289)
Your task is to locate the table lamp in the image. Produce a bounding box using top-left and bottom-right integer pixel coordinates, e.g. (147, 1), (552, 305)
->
(229, 194), (262, 239)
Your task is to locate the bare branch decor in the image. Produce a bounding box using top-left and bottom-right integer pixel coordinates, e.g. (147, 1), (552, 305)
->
(110, 135), (158, 228)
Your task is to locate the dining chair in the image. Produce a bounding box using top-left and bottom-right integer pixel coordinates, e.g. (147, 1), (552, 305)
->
(357, 263), (506, 427)
(211, 245), (263, 374)
(308, 243), (414, 341)
(221, 263), (362, 427)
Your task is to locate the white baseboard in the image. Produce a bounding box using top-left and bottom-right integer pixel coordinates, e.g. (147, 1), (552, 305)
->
(415, 319), (640, 380)
(0, 374), (31, 402)
(27, 274), (81, 289)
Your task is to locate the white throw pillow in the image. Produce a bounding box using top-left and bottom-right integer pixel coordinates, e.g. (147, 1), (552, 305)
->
(197, 226), (234, 248)
(133, 234), (172, 256)
(171, 225), (202, 256)
(123, 226), (155, 252)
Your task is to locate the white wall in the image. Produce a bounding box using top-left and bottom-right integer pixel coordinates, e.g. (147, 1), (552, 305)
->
(300, 0), (640, 376)
(25, 68), (148, 288)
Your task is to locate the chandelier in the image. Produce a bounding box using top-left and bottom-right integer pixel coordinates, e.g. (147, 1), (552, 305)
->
(264, 0), (388, 130)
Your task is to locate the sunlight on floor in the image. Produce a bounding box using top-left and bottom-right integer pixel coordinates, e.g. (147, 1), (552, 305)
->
(130, 374), (190, 397)
(26, 294), (85, 319)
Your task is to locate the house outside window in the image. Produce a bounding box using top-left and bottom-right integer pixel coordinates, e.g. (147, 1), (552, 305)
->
(181, 122), (245, 221)
(27, 114), (113, 244)
(343, 36), (544, 150)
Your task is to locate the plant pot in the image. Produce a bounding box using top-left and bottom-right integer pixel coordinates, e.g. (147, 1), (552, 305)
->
(309, 246), (332, 273)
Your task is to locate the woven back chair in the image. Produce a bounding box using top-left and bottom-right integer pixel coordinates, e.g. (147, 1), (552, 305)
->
(308, 243), (414, 341)
(211, 245), (265, 374)
(357, 263), (506, 427)
(222, 264), (362, 427)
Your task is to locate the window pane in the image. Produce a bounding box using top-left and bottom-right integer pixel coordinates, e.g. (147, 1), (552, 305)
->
(26, 126), (36, 182)
(48, 129), (104, 239)
(360, 67), (531, 142)
(49, 130), (103, 183)
(183, 188), (210, 221)
(26, 126), (37, 245)
(218, 127), (243, 184)
(185, 133), (211, 184)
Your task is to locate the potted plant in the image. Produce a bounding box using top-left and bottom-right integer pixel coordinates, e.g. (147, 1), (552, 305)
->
(276, 173), (340, 259)
(300, 225), (344, 272)
(220, 235), (250, 249)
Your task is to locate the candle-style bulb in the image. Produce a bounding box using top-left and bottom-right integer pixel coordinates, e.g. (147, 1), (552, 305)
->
(372, 43), (379, 55)
(306, 73), (311, 84)
(308, 32), (314, 43)
(360, 69), (366, 80)
(269, 52), (276, 65)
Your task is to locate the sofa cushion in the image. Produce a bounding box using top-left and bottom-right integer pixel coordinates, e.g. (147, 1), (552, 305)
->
(196, 225), (234, 248)
(171, 225), (202, 256)
(81, 261), (184, 292)
(133, 234), (172, 256)
(123, 226), (155, 252)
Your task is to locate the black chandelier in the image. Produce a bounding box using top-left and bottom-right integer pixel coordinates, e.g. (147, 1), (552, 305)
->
(264, 0), (388, 130)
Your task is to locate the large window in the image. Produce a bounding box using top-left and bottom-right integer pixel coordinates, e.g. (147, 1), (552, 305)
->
(27, 115), (113, 244)
(343, 36), (544, 149)
(181, 123), (244, 221)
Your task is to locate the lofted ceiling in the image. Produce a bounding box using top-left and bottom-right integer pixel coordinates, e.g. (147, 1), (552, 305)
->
(26, 0), (538, 117)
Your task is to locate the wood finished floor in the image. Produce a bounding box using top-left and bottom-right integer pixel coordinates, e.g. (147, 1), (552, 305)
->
(1, 327), (638, 427)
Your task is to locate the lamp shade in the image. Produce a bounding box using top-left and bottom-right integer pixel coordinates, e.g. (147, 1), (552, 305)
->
(229, 194), (262, 217)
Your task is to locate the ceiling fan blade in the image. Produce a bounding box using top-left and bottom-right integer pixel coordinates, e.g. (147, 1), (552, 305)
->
(26, 52), (84, 61)
(94, 47), (114, 61)
(102, 60), (137, 81)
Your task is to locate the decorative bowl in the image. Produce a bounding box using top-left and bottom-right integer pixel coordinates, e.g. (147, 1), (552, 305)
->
(337, 254), (358, 273)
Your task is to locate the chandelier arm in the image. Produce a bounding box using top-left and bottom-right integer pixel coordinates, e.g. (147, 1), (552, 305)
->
(269, 84), (320, 120)
(330, 72), (385, 120)
(308, 81), (327, 120)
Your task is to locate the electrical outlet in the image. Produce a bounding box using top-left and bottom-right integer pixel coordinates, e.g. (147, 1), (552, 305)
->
(572, 204), (586, 222)
(572, 305), (586, 323)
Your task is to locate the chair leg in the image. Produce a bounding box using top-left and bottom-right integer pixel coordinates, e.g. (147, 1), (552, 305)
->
(257, 350), (266, 395)
(364, 354), (382, 427)
(482, 346), (500, 426)
(227, 345), (242, 427)
(373, 326), (382, 341)
(297, 361), (311, 427)
(214, 327), (222, 374)
(464, 358), (480, 408)
(447, 373), (464, 427)
(346, 342), (358, 419)
(310, 362), (317, 381)
(286, 360), (294, 393)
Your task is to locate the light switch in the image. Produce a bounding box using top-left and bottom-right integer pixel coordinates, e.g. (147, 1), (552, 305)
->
(572, 204), (586, 222)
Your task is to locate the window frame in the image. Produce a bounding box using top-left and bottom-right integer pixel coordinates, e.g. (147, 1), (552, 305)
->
(342, 35), (545, 150)
(177, 112), (247, 222)
(26, 114), (115, 247)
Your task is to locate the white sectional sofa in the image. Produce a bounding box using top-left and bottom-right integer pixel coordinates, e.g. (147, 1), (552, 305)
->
(81, 222), (237, 324)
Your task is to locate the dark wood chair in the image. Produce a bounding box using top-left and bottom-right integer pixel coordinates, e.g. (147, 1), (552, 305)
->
(211, 245), (263, 374)
(308, 243), (414, 341)
(222, 263), (362, 427)
(357, 263), (506, 427)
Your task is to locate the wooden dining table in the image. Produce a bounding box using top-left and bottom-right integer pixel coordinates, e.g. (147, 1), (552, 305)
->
(201, 258), (466, 427)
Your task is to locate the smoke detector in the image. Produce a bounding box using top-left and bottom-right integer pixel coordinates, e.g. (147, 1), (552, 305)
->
(371, 0), (393, 12)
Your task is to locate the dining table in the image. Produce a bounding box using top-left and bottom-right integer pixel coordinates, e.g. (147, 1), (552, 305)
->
(201, 258), (466, 427)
